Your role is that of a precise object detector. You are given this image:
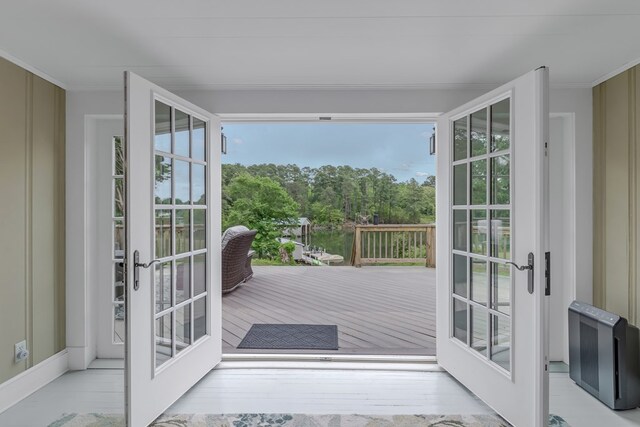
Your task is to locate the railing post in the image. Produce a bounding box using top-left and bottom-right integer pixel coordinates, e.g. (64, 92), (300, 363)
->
(426, 225), (436, 268)
(354, 225), (362, 267)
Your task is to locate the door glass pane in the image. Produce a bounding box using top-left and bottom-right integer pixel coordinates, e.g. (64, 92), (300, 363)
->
(114, 263), (124, 302)
(490, 210), (510, 259)
(453, 210), (467, 251)
(491, 314), (511, 371)
(114, 178), (124, 217)
(470, 159), (487, 205)
(175, 109), (190, 158)
(192, 118), (206, 161)
(113, 304), (124, 344)
(174, 160), (190, 205)
(154, 101), (172, 153)
(491, 155), (510, 205)
(471, 258), (487, 306)
(155, 210), (172, 258)
(450, 98), (512, 372)
(114, 136), (125, 175)
(194, 297), (206, 342)
(155, 312), (173, 368)
(194, 253), (206, 296)
(470, 108), (488, 157)
(470, 209), (487, 255)
(175, 209), (190, 255)
(471, 306), (488, 356)
(453, 117), (467, 161)
(175, 304), (191, 354)
(453, 298), (467, 344)
(193, 210), (206, 251)
(491, 98), (510, 152)
(192, 163), (206, 205)
(491, 262), (511, 315)
(453, 254), (467, 297)
(176, 257), (191, 304)
(153, 99), (209, 370)
(453, 164), (467, 206)
(155, 262), (172, 313)
(114, 220), (125, 258)
(155, 155), (172, 204)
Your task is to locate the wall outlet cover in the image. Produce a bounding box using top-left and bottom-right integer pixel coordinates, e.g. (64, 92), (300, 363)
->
(15, 340), (28, 363)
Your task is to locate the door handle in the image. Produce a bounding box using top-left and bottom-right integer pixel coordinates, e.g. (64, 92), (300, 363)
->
(133, 250), (160, 291)
(506, 252), (534, 294)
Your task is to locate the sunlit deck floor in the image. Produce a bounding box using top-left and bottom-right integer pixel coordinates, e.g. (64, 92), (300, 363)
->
(222, 265), (436, 355)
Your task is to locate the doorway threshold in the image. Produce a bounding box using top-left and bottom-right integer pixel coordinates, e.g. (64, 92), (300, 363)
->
(220, 353), (440, 372)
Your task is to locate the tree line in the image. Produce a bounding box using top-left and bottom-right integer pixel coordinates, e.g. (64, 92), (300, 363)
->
(222, 163), (436, 231)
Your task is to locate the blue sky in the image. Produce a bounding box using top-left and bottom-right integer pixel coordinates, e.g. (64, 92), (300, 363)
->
(221, 123), (436, 183)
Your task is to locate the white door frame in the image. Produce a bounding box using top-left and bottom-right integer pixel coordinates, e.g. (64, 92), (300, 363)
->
(548, 112), (577, 364)
(216, 113), (439, 362)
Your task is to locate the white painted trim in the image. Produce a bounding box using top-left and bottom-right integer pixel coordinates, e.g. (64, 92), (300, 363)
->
(0, 49), (67, 89)
(217, 360), (443, 372)
(219, 112), (440, 122)
(550, 112), (577, 364)
(592, 57), (640, 87)
(0, 350), (69, 413)
(222, 353), (437, 363)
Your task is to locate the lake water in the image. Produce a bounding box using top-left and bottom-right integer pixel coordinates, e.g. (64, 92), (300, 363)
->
(306, 229), (354, 266)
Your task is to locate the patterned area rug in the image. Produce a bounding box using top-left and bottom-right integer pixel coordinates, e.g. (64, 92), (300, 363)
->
(49, 413), (571, 426)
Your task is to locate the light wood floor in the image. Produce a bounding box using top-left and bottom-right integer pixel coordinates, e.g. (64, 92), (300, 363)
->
(222, 266), (436, 355)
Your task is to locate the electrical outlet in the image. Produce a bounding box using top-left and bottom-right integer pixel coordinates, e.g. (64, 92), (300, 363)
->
(15, 340), (29, 363)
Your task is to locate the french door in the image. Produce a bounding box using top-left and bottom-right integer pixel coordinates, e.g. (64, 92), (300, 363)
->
(436, 68), (550, 426)
(125, 72), (222, 426)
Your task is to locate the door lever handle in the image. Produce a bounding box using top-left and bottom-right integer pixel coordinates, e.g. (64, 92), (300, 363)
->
(135, 259), (160, 269)
(505, 261), (532, 271)
(133, 250), (160, 291)
(505, 252), (535, 294)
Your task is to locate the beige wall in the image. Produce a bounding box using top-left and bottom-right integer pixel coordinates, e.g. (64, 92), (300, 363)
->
(593, 65), (640, 326)
(0, 57), (65, 383)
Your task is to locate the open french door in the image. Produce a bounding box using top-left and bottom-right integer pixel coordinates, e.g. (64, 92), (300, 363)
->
(124, 72), (222, 426)
(436, 68), (550, 427)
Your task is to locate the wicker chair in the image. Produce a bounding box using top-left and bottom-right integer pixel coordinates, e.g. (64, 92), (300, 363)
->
(221, 227), (257, 293)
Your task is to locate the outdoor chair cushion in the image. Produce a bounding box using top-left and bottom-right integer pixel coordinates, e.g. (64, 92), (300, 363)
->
(221, 225), (250, 250)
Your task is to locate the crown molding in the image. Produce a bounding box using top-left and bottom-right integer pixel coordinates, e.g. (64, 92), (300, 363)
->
(0, 49), (68, 90)
(592, 56), (640, 87)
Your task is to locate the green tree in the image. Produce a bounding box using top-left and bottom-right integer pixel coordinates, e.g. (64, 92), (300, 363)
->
(224, 174), (300, 258)
(310, 202), (343, 227)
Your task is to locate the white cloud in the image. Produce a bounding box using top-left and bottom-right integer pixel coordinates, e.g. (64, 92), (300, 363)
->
(415, 171), (430, 177)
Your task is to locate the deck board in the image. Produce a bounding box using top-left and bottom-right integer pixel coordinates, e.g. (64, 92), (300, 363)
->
(222, 266), (436, 355)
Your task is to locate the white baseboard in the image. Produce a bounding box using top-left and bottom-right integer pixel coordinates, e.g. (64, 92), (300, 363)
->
(0, 350), (69, 413)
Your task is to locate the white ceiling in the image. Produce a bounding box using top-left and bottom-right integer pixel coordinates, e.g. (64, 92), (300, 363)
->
(2, 0), (640, 90)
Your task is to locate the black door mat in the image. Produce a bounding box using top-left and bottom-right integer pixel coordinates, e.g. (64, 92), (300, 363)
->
(237, 324), (339, 350)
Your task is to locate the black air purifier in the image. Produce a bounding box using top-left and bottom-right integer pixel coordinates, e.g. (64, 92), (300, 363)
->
(568, 301), (640, 410)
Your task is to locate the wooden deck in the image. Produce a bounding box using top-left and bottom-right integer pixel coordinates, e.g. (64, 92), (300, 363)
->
(222, 266), (436, 355)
